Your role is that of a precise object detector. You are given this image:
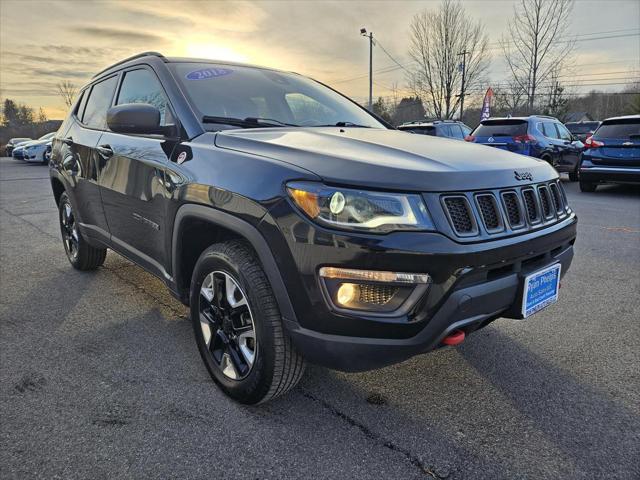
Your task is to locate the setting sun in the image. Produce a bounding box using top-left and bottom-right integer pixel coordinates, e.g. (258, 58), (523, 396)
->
(181, 41), (249, 63)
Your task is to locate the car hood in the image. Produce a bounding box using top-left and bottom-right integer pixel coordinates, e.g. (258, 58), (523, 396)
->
(214, 127), (557, 192)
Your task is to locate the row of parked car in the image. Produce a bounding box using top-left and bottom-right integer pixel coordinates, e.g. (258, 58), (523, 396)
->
(398, 115), (639, 193)
(4, 132), (56, 164)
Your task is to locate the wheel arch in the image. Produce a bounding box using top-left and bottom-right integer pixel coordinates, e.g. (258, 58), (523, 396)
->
(50, 175), (66, 206)
(171, 204), (298, 324)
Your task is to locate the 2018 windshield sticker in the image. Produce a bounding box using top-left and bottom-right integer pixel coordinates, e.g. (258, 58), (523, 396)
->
(186, 68), (233, 80)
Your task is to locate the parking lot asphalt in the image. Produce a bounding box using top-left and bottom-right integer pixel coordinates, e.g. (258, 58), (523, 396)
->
(0, 155), (639, 479)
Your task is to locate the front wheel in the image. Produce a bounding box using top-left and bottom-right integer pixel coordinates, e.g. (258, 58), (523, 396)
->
(42, 147), (51, 165)
(58, 192), (106, 270)
(190, 240), (305, 404)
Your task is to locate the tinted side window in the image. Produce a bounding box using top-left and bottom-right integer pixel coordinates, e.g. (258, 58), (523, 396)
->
(83, 76), (118, 129)
(555, 123), (572, 141)
(449, 124), (464, 139)
(117, 69), (172, 125)
(437, 125), (452, 137)
(74, 90), (88, 120)
(542, 121), (559, 139)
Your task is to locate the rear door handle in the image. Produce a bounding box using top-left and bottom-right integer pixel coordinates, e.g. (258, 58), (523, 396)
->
(96, 144), (113, 158)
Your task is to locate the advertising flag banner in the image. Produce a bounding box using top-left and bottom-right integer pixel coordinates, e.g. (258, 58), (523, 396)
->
(480, 88), (494, 121)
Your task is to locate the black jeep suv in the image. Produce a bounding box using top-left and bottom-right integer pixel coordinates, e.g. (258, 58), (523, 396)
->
(50, 52), (577, 404)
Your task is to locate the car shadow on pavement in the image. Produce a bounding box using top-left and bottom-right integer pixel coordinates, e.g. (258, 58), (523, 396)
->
(458, 329), (640, 478)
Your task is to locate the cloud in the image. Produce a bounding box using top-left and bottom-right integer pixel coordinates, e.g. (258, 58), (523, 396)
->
(74, 26), (167, 44)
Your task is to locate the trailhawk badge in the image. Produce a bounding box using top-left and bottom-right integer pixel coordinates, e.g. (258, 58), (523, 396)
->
(514, 170), (533, 181)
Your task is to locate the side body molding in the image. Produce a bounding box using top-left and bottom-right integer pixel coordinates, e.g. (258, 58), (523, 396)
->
(171, 203), (298, 325)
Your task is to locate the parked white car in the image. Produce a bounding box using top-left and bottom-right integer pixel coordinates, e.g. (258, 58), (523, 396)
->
(18, 132), (56, 164)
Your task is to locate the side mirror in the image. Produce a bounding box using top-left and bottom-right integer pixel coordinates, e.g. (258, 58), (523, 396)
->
(107, 103), (161, 135)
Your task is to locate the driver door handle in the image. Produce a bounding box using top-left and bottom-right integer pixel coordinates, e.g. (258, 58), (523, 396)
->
(96, 144), (113, 158)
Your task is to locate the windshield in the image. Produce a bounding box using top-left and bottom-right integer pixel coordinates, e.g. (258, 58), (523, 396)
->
(168, 62), (385, 129)
(473, 120), (527, 137)
(38, 132), (55, 141)
(593, 119), (640, 140)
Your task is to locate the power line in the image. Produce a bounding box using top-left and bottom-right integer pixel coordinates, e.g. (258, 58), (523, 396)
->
(331, 28), (640, 85)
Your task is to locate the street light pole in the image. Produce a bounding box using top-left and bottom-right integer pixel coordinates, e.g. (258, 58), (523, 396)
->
(458, 50), (469, 121)
(361, 28), (374, 111)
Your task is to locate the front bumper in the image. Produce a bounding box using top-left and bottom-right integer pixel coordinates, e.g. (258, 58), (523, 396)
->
(286, 241), (573, 371)
(262, 200), (577, 371)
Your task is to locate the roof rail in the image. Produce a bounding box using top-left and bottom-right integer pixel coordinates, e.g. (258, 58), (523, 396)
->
(92, 51), (166, 78)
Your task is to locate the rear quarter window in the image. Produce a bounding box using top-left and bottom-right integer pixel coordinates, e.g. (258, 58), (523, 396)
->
(594, 120), (640, 139)
(473, 121), (527, 137)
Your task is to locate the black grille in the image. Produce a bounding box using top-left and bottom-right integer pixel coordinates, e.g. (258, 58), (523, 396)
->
(439, 181), (570, 239)
(443, 197), (474, 234)
(549, 182), (564, 214)
(502, 192), (523, 227)
(476, 194), (501, 230)
(358, 284), (398, 305)
(522, 189), (539, 223)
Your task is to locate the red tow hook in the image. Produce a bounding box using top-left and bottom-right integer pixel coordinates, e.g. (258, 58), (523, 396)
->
(442, 330), (465, 346)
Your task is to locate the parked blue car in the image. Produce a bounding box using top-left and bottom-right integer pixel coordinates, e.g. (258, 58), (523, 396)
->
(579, 115), (640, 192)
(467, 116), (583, 180)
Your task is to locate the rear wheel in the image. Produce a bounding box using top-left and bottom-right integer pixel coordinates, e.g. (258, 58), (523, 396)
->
(568, 165), (579, 182)
(579, 180), (597, 192)
(190, 240), (305, 404)
(58, 192), (106, 270)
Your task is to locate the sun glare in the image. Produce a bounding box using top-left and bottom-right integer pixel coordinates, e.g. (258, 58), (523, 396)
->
(182, 43), (249, 63)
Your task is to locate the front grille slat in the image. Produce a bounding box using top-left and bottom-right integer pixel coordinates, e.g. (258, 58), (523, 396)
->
(538, 186), (553, 218)
(476, 194), (502, 232)
(522, 188), (539, 223)
(443, 196), (475, 235)
(502, 191), (524, 228)
(549, 182), (564, 214)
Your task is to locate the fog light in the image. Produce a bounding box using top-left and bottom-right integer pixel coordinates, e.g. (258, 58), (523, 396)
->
(336, 283), (358, 306)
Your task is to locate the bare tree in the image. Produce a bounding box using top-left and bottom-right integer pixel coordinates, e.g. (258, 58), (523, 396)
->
(502, 0), (574, 112)
(56, 81), (78, 109)
(37, 107), (48, 123)
(407, 0), (489, 119)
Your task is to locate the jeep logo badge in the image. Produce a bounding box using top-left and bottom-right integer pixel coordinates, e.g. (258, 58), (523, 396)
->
(514, 170), (533, 181)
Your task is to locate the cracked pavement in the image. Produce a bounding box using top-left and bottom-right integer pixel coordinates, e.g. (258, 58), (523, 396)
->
(1, 157), (639, 479)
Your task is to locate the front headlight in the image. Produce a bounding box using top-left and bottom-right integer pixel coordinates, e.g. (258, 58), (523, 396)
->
(286, 181), (435, 233)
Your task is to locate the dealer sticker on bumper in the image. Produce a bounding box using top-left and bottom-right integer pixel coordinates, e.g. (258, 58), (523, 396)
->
(522, 263), (562, 318)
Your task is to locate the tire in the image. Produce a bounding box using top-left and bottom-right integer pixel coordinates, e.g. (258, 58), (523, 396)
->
(190, 240), (305, 404)
(58, 192), (107, 270)
(568, 167), (578, 182)
(579, 180), (597, 192)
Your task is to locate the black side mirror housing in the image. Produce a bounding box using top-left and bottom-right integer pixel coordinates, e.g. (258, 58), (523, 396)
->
(107, 103), (162, 135)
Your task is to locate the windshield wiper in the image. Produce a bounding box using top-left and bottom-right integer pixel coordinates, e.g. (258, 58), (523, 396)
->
(202, 115), (298, 128)
(313, 121), (372, 128)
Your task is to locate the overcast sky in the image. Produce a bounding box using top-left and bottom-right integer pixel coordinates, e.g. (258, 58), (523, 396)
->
(1, 0), (638, 118)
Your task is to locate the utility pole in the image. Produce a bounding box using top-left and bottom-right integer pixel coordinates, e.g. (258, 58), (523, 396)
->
(457, 50), (469, 121)
(361, 28), (374, 111)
